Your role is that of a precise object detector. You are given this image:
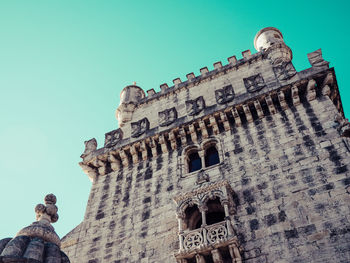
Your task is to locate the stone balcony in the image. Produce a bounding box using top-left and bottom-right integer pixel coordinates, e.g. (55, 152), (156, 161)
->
(176, 220), (242, 263)
(179, 220), (235, 252)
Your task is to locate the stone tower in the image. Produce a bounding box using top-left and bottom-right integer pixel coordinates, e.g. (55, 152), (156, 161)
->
(61, 27), (350, 262)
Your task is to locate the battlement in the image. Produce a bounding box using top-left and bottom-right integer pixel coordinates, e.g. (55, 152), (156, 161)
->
(64, 27), (350, 263)
(79, 28), (341, 181)
(80, 67), (341, 181)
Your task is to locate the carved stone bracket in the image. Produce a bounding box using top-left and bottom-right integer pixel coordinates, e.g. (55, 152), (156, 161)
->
(186, 96), (205, 116)
(104, 128), (123, 148)
(215, 85), (235, 104)
(159, 107), (178, 126)
(131, 118), (150, 138)
(273, 62), (296, 81)
(243, 74), (266, 93)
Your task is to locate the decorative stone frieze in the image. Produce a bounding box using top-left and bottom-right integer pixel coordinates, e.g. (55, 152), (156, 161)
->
(159, 107), (178, 126)
(243, 74), (266, 93)
(215, 85), (235, 104)
(78, 69), (340, 184)
(104, 128), (123, 148)
(131, 117), (150, 138)
(273, 62), (297, 81)
(173, 180), (234, 209)
(186, 96), (205, 116)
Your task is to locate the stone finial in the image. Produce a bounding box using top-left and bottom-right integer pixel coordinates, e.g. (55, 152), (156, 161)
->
(15, 194), (61, 246)
(35, 194), (59, 224)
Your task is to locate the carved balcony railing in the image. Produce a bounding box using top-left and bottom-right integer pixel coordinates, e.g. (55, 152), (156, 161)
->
(179, 220), (234, 252)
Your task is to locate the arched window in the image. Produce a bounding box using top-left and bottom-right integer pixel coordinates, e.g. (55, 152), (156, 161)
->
(185, 205), (202, 230)
(188, 151), (202, 173)
(205, 146), (220, 167)
(205, 197), (225, 225)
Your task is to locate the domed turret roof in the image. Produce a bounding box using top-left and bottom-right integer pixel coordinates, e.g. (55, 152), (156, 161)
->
(0, 194), (70, 263)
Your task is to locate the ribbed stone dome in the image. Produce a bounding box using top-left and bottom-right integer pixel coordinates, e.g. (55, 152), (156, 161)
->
(0, 194), (70, 263)
(0, 236), (69, 263)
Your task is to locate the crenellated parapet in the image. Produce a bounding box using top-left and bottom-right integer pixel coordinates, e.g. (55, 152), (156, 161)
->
(79, 68), (341, 181)
(79, 27), (344, 181)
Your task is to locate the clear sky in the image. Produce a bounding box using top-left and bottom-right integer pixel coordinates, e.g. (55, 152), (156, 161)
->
(0, 0), (349, 239)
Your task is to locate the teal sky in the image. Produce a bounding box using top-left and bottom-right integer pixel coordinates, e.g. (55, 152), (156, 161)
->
(0, 1), (349, 238)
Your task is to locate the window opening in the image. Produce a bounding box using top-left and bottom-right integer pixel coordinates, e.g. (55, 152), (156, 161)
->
(206, 198), (225, 225)
(205, 146), (220, 167)
(188, 152), (202, 172)
(185, 205), (202, 230)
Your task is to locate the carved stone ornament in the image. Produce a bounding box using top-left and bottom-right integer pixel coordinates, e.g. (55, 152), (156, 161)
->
(196, 170), (209, 185)
(273, 62), (297, 81)
(131, 118), (150, 138)
(159, 107), (178, 126)
(104, 128), (123, 148)
(15, 194), (61, 246)
(307, 49), (329, 68)
(243, 74), (266, 93)
(186, 96), (205, 116)
(215, 85), (235, 104)
(81, 138), (97, 159)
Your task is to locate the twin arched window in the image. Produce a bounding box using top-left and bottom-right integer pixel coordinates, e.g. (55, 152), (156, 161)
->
(183, 197), (226, 231)
(187, 144), (220, 173)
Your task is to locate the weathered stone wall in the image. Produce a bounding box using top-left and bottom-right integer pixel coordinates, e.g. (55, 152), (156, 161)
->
(62, 28), (350, 262)
(62, 95), (350, 262)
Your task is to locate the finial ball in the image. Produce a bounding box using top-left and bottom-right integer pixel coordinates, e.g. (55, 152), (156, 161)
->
(44, 194), (57, 205)
(35, 204), (46, 214)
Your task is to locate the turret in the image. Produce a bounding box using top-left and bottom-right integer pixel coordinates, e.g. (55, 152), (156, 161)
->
(0, 194), (70, 263)
(115, 84), (145, 127)
(254, 27), (292, 64)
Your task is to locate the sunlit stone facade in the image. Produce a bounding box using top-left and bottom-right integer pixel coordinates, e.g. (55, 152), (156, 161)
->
(61, 27), (350, 263)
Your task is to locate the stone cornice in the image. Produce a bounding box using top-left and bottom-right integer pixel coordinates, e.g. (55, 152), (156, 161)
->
(79, 67), (341, 181)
